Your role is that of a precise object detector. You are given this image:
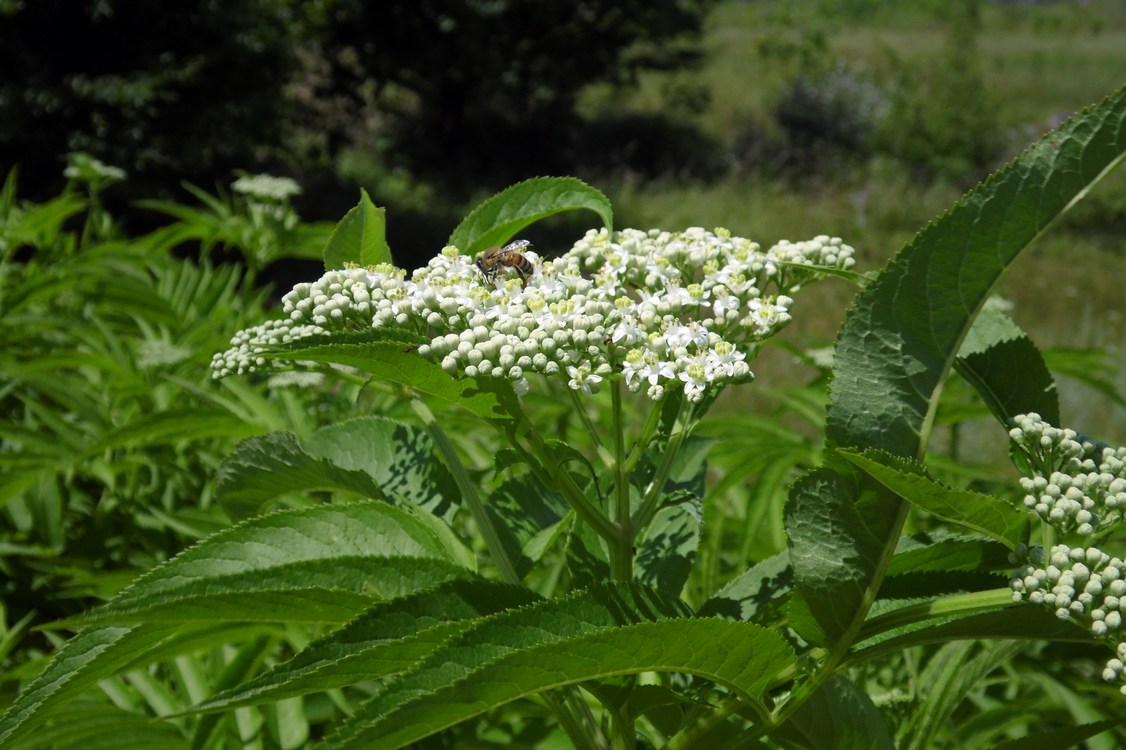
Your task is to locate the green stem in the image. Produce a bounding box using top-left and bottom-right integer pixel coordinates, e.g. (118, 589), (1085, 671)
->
(409, 397), (521, 585)
(630, 396), (695, 532)
(540, 691), (609, 750)
(520, 417), (619, 542)
(667, 694), (769, 750)
(621, 392), (666, 480)
(567, 386), (615, 470)
(609, 381), (633, 582)
(753, 495), (912, 743)
(1041, 521), (1057, 553)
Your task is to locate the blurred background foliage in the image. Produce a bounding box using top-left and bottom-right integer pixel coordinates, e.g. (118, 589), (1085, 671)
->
(2, 0), (1126, 674)
(3, 0), (1123, 269)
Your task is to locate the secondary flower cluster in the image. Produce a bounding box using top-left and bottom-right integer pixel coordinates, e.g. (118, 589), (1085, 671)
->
(1009, 413), (1126, 535)
(1008, 414), (1126, 694)
(212, 227), (855, 401)
(1010, 543), (1126, 695)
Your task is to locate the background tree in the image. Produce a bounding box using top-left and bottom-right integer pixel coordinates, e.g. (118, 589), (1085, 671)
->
(0, 0), (716, 201)
(0, 0), (306, 200)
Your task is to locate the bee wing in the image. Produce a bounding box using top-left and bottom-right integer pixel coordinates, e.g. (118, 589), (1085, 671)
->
(502, 239), (532, 252)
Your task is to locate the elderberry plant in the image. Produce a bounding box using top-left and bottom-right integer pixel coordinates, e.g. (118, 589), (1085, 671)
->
(3, 87), (1126, 750)
(212, 216), (854, 585)
(1008, 413), (1126, 694)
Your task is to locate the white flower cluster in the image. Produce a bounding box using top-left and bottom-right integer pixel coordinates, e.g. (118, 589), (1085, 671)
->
(212, 227), (855, 401)
(1010, 413), (1126, 535)
(231, 174), (302, 202)
(1010, 543), (1126, 694)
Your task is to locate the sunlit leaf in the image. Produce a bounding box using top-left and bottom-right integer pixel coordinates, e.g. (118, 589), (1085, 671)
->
(448, 177), (613, 255)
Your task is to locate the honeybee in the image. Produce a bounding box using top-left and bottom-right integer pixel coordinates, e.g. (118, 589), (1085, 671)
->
(475, 239), (535, 287)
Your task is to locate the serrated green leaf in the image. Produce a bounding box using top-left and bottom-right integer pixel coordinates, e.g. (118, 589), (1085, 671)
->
(192, 579), (539, 712)
(697, 551), (793, 621)
(216, 417), (457, 521)
(0, 625), (182, 748)
(55, 557), (472, 628)
(448, 177), (613, 255)
(215, 432), (385, 520)
(772, 675), (894, 750)
(785, 468), (886, 644)
(484, 474), (570, 577)
(837, 449), (1027, 547)
(852, 605), (1092, 660)
(323, 188), (391, 269)
(6, 701), (189, 750)
(887, 534), (1012, 576)
(955, 307), (1059, 428)
(324, 603), (793, 749)
(54, 502), (474, 628)
(635, 492), (701, 595)
(828, 86), (1126, 455)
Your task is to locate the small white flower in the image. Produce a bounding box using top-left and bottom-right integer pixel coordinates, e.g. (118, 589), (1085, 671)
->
(567, 364), (603, 395)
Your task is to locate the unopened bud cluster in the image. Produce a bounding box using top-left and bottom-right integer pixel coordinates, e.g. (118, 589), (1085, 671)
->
(1010, 413), (1126, 535)
(212, 227), (854, 400)
(1010, 543), (1126, 694)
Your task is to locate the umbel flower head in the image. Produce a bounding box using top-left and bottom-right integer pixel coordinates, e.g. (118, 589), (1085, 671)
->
(212, 227), (855, 401)
(1010, 543), (1126, 695)
(1009, 413), (1126, 536)
(1008, 414), (1126, 696)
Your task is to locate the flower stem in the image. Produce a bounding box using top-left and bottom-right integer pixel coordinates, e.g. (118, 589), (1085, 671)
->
(519, 417), (619, 542)
(409, 396), (522, 585)
(567, 386), (615, 470)
(631, 396), (695, 532)
(610, 380), (633, 582)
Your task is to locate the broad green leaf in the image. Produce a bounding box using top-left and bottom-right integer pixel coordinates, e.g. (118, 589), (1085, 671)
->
(877, 570), (1007, 600)
(0, 625), (182, 747)
(272, 338), (513, 423)
(697, 551), (793, 621)
(304, 417), (458, 519)
(837, 449), (1028, 547)
(53, 502), (474, 628)
(785, 467), (888, 645)
(5, 701), (189, 750)
(324, 599), (793, 749)
(992, 718), (1125, 750)
(192, 579), (539, 712)
(216, 417), (457, 521)
(887, 534), (1012, 576)
(955, 307), (1059, 428)
(323, 188), (391, 269)
(484, 474), (570, 577)
(772, 675), (894, 750)
(851, 605), (1092, 661)
(448, 177), (613, 255)
(634, 492), (701, 595)
(828, 85), (1126, 456)
(215, 431), (380, 519)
